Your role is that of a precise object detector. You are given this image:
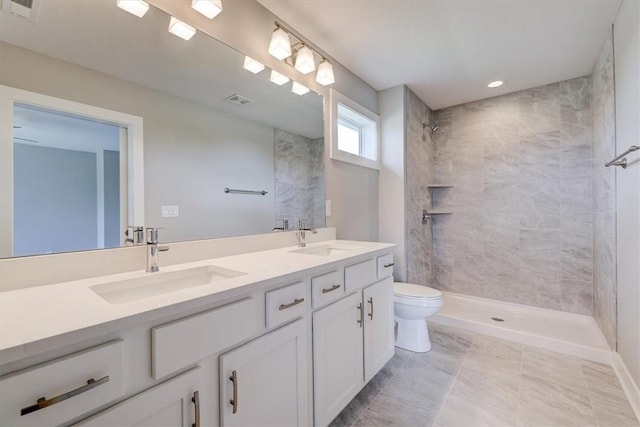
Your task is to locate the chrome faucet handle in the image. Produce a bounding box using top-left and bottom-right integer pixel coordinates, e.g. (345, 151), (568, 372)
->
(273, 219), (289, 232)
(298, 219), (317, 233)
(146, 227), (165, 244)
(124, 226), (144, 246)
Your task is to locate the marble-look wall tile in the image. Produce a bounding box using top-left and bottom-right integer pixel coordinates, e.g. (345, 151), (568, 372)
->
(591, 29), (617, 349)
(274, 130), (325, 230)
(430, 77), (594, 314)
(405, 88), (435, 287)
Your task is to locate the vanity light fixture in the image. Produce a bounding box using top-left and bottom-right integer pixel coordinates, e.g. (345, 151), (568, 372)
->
(191, 0), (223, 19)
(488, 80), (504, 88)
(116, 0), (150, 18)
(316, 59), (335, 86)
(270, 70), (290, 86)
(243, 56), (265, 74)
(268, 22), (336, 86)
(168, 16), (196, 40)
(291, 82), (310, 96)
(268, 25), (292, 60)
(294, 45), (315, 75)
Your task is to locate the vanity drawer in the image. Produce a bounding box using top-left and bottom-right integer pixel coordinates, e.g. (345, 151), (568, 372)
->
(152, 297), (262, 379)
(311, 270), (344, 308)
(0, 340), (125, 427)
(265, 281), (307, 329)
(377, 254), (394, 279)
(344, 259), (377, 293)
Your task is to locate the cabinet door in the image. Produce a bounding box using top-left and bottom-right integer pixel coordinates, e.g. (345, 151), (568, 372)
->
(313, 292), (364, 427)
(76, 367), (203, 427)
(219, 319), (308, 427)
(363, 277), (394, 382)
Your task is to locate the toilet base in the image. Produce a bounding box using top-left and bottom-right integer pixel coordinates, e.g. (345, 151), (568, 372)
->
(394, 317), (432, 352)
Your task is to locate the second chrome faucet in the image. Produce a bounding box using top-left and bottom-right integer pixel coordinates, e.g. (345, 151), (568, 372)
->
(297, 220), (317, 247)
(146, 227), (170, 272)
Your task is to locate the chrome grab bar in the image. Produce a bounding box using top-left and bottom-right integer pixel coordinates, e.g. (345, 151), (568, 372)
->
(605, 145), (639, 169)
(224, 187), (268, 195)
(20, 376), (110, 416)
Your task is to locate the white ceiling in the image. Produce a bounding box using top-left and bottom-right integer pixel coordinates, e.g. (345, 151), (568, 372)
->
(257, 0), (623, 110)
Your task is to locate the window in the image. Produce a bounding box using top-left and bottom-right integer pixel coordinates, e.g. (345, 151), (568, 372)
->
(330, 89), (380, 170)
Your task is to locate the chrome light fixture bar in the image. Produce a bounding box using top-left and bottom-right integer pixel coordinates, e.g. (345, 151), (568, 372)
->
(268, 21), (335, 86)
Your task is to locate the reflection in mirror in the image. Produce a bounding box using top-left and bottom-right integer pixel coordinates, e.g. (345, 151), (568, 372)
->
(13, 104), (122, 256)
(0, 0), (324, 258)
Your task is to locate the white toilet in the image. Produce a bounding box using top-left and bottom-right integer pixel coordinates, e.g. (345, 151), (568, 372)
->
(393, 282), (444, 352)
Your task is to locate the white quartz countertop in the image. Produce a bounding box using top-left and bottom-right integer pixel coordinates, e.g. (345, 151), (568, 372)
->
(0, 240), (394, 364)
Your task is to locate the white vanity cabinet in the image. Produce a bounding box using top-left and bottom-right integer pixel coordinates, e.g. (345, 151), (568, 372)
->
(312, 256), (395, 426)
(219, 319), (308, 426)
(76, 366), (204, 427)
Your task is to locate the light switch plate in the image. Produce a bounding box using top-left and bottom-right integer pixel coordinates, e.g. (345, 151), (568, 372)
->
(161, 205), (179, 217)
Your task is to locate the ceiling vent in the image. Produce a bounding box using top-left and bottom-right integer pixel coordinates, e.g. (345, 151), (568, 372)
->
(224, 94), (252, 106)
(2, 0), (38, 20)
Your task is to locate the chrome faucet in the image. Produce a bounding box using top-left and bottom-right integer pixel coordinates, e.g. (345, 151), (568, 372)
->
(146, 227), (169, 273)
(124, 226), (144, 246)
(273, 219), (289, 232)
(297, 220), (317, 247)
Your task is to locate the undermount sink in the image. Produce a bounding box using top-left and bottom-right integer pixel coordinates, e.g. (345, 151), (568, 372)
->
(91, 265), (246, 304)
(290, 245), (356, 257)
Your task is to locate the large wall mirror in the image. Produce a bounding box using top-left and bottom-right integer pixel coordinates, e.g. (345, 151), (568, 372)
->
(0, 0), (325, 258)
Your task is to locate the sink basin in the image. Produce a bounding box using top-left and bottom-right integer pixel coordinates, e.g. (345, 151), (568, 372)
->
(91, 265), (245, 304)
(290, 245), (355, 257)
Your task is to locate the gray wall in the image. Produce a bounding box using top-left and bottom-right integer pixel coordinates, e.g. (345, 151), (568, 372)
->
(274, 129), (325, 229)
(104, 149), (120, 248)
(431, 78), (594, 315)
(14, 144), (97, 256)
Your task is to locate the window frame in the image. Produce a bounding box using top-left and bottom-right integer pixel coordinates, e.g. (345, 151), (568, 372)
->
(329, 89), (380, 170)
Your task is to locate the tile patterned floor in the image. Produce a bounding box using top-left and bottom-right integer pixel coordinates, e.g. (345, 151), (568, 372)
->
(330, 323), (639, 427)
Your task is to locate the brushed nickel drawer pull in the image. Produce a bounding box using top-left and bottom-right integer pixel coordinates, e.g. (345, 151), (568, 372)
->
(229, 370), (238, 414)
(368, 297), (374, 320)
(279, 298), (304, 310)
(20, 375), (110, 416)
(192, 390), (200, 427)
(357, 303), (363, 327)
(384, 262), (394, 268)
(322, 284), (341, 294)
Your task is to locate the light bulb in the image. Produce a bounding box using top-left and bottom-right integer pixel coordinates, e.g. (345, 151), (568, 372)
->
(243, 56), (265, 74)
(268, 27), (292, 60)
(191, 0), (223, 19)
(294, 45), (315, 74)
(488, 80), (504, 88)
(116, 0), (149, 18)
(316, 59), (335, 86)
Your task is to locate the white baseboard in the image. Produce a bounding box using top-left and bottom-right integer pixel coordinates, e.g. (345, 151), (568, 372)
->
(612, 352), (640, 421)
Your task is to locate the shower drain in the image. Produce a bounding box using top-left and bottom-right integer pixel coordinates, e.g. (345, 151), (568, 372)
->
(491, 317), (505, 322)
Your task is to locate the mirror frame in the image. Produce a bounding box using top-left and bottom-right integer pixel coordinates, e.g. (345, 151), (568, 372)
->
(0, 84), (145, 257)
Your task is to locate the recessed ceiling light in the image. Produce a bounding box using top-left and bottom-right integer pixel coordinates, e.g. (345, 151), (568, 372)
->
(168, 16), (196, 40)
(191, 0), (222, 19)
(243, 56), (265, 74)
(488, 80), (504, 88)
(270, 70), (290, 86)
(116, 0), (150, 18)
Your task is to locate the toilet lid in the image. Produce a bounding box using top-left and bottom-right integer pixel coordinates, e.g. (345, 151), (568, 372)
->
(394, 282), (442, 299)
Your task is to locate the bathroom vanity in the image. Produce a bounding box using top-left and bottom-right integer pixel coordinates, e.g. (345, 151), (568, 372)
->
(0, 239), (395, 426)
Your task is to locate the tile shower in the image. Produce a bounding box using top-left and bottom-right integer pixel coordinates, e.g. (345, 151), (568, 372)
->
(274, 129), (325, 229)
(405, 32), (617, 334)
